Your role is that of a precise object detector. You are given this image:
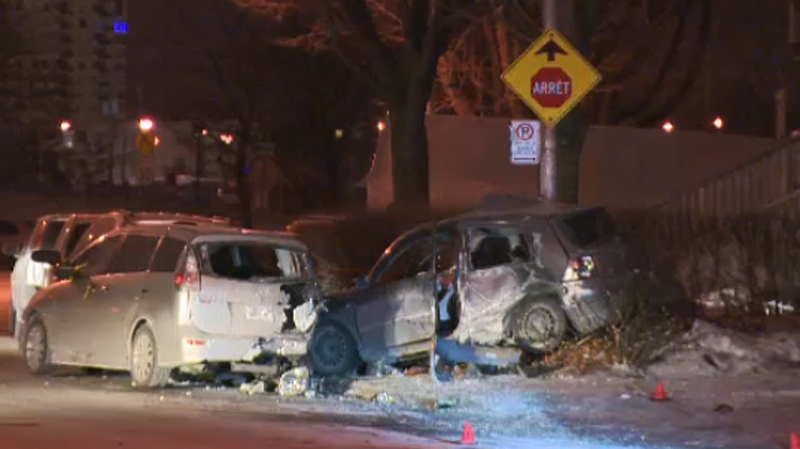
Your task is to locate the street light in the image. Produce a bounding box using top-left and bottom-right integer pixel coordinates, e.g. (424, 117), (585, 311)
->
(662, 121), (675, 133)
(59, 120), (72, 132)
(138, 117), (154, 132)
(220, 134), (234, 145)
(713, 116), (724, 130)
(377, 121), (386, 132)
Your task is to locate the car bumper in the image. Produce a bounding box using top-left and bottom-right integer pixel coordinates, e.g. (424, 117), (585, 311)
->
(176, 329), (309, 365)
(561, 276), (629, 334)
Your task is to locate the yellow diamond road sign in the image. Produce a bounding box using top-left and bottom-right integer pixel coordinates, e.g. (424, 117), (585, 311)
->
(502, 28), (601, 128)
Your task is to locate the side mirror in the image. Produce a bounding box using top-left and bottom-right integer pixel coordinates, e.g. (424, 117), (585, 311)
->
(31, 249), (62, 266)
(1, 243), (21, 258)
(355, 276), (369, 289)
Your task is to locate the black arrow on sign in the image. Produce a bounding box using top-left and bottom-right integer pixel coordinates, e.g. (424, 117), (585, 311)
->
(535, 39), (567, 62)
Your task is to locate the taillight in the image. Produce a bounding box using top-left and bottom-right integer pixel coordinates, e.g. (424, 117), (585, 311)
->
(175, 251), (201, 291)
(563, 256), (596, 282)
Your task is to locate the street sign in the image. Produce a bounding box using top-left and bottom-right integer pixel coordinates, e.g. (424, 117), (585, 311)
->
(136, 132), (155, 156)
(510, 120), (541, 165)
(502, 28), (601, 128)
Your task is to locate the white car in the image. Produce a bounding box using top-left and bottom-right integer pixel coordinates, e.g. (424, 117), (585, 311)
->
(4, 213), (98, 337)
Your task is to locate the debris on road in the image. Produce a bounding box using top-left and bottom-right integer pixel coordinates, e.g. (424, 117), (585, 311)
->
(240, 380), (267, 395)
(278, 366), (309, 397)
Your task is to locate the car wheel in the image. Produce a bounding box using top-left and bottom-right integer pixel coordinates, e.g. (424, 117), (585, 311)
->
(130, 325), (170, 389)
(309, 321), (360, 377)
(513, 298), (567, 354)
(24, 317), (52, 375)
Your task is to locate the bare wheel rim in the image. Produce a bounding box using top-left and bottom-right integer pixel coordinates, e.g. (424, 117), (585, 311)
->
(522, 307), (557, 343)
(132, 332), (155, 382)
(314, 327), (347, 370)
(25, 325), (46, 369)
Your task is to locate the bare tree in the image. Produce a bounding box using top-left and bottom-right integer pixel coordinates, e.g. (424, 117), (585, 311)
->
(165, 0), (298, 226)
(234, 0), (483, 208)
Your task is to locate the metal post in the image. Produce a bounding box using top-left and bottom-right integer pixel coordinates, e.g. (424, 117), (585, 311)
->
(540, 0), (558, 201)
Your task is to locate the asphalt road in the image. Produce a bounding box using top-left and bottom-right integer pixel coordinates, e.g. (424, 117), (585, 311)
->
(0, 271), (447, 449)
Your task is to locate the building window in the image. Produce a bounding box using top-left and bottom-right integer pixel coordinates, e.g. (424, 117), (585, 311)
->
(113, 20), (128, 34)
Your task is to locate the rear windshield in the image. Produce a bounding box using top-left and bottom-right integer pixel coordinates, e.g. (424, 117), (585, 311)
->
(556, 208), (618, 248)
(198, 241), (311, 281)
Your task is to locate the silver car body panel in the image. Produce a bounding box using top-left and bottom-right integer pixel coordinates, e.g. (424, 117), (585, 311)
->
(22, 223), (320, 371)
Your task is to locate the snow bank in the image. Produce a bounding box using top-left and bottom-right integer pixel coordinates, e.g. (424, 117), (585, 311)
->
(647, 320), (800, 378)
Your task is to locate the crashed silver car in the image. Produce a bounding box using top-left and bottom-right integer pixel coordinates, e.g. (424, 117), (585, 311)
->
(308, 199), (640, 377)
(20, 222), (321, 388)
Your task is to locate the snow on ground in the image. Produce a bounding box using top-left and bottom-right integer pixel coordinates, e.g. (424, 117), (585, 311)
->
(290, 320), (800, 449)
(647, 320), (800, 378)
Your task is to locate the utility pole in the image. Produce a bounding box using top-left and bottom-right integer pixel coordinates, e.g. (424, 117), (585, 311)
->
(540, 0), (558, 201)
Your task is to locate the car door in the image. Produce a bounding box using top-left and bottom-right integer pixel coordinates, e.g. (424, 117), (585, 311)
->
(355, 232), (437, 354)
(88, 231), (162, 368)
(50, 234), (124, 365)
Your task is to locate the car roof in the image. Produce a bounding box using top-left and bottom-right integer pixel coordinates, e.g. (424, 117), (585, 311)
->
(393, 196), (597, 242)
(37, 212), (100, 223)
(118, 223), (309, 251)
(102, 210), (229, 225)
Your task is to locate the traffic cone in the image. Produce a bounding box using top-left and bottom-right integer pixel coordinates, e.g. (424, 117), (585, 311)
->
(791, 431), (799, 449)
(651, 381), (670, 401)
(460, 421), (476, 445)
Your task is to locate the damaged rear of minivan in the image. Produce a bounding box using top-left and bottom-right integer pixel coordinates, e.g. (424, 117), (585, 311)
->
(170, 231), (323, 375)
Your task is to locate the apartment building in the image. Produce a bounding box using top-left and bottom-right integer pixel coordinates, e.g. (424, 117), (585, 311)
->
(0, 0), (128, 126)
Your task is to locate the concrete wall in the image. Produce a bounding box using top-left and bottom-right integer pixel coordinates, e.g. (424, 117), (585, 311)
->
(367, 114), (774, 213)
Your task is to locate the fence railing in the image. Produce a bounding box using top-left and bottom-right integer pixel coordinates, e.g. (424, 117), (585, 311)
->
(648, 136), (800, 241)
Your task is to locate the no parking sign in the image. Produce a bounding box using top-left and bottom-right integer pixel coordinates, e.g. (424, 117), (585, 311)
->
(510, 120), (541, 165)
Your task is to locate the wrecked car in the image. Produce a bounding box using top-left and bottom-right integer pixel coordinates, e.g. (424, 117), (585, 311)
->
(19, 222), (321, 388)
(308, 199), (641, 377)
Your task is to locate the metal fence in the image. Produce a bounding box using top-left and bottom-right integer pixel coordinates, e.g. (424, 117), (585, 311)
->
(648, 136), (800, 241)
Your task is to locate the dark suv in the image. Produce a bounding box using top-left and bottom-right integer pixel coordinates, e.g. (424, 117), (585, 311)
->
(307, 198), (643, 377)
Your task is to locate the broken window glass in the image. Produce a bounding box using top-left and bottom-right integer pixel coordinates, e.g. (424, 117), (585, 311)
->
(468, 227), (532, 271)
(200, 242), (309, 281)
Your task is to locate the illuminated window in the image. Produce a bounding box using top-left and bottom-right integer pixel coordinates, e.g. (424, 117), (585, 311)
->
(113, 21), (128, 34)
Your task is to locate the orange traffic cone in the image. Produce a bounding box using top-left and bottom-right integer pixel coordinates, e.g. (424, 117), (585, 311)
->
(651, 382), (670, 401)
(791, 431), (799, 449)
(460, 421), (476, 445)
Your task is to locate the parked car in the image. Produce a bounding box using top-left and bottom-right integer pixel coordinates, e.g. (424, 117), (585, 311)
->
(20, 222), (322, 388)
(0, 219), (35, 268)
(307, 198), (646, 377)
(4, 213), (99, 336)
(67, 210), (230, 260)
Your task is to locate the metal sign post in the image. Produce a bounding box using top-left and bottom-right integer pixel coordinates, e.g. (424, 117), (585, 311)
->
(501, 0), (601, 201)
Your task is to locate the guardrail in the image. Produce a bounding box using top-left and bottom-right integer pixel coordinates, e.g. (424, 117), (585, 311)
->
(648, 136), (800, 241)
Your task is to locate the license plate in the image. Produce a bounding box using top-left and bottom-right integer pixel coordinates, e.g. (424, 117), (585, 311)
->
(244, 304), (271, 321)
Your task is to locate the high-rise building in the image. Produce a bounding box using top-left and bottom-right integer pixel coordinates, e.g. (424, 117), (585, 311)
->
(0, 0), (128, 127)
